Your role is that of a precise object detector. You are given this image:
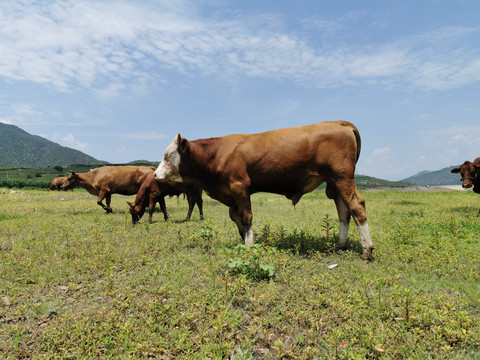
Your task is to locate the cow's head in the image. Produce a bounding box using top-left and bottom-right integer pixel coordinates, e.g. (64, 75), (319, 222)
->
(154, 134), (185, 182)
(61, 171), (80, 190)
(451, 161), (480, 190)
(127, 201), (145, 224)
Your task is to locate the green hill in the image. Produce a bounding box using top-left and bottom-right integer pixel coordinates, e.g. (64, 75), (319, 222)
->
(401, 166), (461, 186)
(0, 123), (105, 167)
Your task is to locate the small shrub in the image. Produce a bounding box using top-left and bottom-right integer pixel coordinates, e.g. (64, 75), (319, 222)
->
(222, 243), (277, 281)
(192, 219), (214, 240)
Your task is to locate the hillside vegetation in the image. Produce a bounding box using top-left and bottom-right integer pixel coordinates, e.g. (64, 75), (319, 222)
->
(0, 162), (158, 189)
(0, 165), (409, 190)
(402, 166), (463, 186)
(0, 123), (104, 167)
(0, 189), (479, 358)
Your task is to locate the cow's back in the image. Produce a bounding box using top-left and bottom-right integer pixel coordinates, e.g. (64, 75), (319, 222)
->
(218, 121), (359, 196)
(93, 166), (154, 195)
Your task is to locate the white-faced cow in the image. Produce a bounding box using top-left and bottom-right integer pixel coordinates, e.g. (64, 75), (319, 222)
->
(61, 166), (155, 213)
(451, 157), (480, 194)
(154, 121), (374, 260)
(127, 171), (203, 224)
(47, 176), (69, 191)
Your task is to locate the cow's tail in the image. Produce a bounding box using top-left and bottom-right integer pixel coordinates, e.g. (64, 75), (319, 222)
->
(352, 126), (361, 164)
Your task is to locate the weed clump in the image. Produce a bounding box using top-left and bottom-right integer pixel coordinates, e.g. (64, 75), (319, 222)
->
(221, 243), (277, 281)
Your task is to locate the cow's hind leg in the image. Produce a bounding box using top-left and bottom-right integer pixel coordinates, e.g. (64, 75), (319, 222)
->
(331, 180), (374, 261)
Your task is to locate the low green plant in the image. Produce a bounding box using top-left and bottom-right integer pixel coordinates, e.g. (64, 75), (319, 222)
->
(222, 243), (277, 281)
(192, 219), (214, 240)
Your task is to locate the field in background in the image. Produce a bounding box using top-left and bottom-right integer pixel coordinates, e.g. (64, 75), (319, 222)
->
(1, 188), (479, 359)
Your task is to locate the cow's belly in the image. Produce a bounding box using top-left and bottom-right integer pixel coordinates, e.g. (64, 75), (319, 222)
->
(251, 175), (324, 204)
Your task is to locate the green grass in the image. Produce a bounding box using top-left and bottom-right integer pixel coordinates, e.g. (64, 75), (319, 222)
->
(1, 188), (479, 359)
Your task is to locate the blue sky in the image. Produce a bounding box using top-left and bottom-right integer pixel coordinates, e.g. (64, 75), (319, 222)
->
(1, 0), (479, 180)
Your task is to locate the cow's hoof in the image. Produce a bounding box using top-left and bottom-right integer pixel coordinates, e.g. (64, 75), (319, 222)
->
(361, 247), (374, 262)
(106, 208), (113, 214)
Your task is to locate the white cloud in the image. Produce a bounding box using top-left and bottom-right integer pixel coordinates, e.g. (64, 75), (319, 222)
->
(51, 133), (89, 151)
(0, 1), (479, 95)
(0, 118), (13, 124)
(93, 83), (126, 100)
(106, 132), (168, 141)
(420, 125), (480, 167)
(372, 147), (391, 156)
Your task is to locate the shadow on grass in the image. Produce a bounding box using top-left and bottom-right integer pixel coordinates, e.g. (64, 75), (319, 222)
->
(255, 224), (363, 257)
(449, 206), (480, 216)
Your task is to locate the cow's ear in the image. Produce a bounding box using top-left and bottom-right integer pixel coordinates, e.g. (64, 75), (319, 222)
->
(451, 167), (461, 173)
(126, 201), (134, 209)
(178, 136), (189, 154)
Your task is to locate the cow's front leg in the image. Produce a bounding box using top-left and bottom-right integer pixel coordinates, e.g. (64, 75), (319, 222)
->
(335, 180), (374, 261)
(97, 191), (112, 213)
(234, 196), (254, 249)
(230, 204), (254, 248)
(334, 195), (351, 250)
(229, 206), (244, 238)
(185, 193), (194, 221)
(158, 197), (168, 221)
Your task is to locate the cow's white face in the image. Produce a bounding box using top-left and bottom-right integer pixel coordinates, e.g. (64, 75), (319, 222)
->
(154, 135), (183, 182)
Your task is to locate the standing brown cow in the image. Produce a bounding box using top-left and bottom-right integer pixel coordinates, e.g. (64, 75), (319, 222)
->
(61, 166), (155, 213)
(127, 171), (203, 224)
(451, 157), (480, 193)
(154, 121), (373, 260)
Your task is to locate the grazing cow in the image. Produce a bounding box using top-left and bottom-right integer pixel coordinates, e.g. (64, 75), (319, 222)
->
(61, 166), (155, 213)
(47, 176), (69, 191)
(451, 157), (480, 194)
(154, 121), (374, 260)
(127, 171), (203, 224)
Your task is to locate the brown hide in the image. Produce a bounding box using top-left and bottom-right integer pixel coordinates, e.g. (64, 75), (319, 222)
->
(62, 166), (155, 213)
(451, 157), (480, 193)
(155, 121), (373, 260)
(127, 171), (203, 224)
(47, 176), (69, 191)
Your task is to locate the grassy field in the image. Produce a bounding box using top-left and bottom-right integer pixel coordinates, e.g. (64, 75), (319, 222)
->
(0, 187), (479, 359)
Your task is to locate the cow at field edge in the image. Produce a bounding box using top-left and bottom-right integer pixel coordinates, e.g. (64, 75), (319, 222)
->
(61, 166), (155, 213)
(451, 157), (480, 194)
(127, 171), (203, 224)
(47, 176), (69, 191)
(154, 121), (374, 260)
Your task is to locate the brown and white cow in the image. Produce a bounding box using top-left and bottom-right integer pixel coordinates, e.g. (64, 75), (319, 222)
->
(61, 166), (155, 213)
(47, 176), (69, 191)
(127, 171), (203, 224)
(154, 121), (374, 260)
(451, 157), (480, 194)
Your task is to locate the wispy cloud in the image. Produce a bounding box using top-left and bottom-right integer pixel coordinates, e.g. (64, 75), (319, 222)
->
(1, 0), (479, 96)
(50, 132), (88, 151)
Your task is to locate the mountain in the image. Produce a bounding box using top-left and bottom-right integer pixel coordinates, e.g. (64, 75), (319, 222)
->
(401, 165), (461, 186)
(354, 174), (412, 189)
(0, 123), (105, 167)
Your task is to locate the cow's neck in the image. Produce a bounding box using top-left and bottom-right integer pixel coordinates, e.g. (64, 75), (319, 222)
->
(76, 172), (99, 194)
(182, 139), (229, 203)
